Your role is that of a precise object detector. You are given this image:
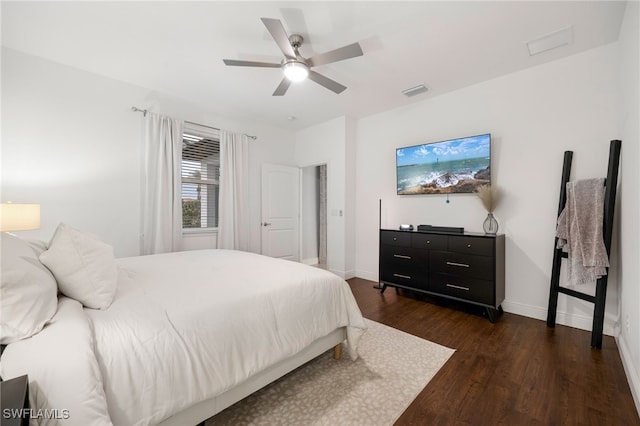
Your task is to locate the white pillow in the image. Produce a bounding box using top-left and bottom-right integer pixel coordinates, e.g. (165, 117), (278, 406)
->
(39, 223), (118, 310)
(0, 233), (58, 344)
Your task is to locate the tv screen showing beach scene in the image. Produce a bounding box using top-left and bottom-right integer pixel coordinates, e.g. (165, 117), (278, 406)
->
(396, 133), (491, 195)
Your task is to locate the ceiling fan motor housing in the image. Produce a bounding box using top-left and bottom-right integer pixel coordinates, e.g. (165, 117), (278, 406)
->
(288, 34), (304, 49)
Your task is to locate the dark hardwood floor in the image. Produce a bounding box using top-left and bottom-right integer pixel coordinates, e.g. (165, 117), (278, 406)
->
(347, 277), (639, 425)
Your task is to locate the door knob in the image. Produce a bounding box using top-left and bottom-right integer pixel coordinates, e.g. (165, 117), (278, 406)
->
(262, 222), (272, 227)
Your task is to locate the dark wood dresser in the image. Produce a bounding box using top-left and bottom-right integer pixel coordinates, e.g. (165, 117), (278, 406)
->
(379, 229), (505, 322)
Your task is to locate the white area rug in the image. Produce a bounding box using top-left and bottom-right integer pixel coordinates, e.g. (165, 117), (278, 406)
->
(207, 319), (455, 425)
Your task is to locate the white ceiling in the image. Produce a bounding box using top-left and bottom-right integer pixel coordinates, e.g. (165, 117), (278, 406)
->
(1, 1), (627, 130)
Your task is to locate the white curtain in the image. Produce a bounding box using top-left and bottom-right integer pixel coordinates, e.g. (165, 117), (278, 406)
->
(142, 112), (183, 254)
(218, 130), (249, 251)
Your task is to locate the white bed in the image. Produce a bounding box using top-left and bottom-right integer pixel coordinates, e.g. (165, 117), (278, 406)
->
(0, 230), (366, 426)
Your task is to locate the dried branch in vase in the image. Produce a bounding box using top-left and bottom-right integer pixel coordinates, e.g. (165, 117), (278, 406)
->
(476, 184), (499, 213)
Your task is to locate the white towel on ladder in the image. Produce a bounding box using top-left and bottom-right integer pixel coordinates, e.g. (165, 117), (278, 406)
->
(556, 178), (610, 285)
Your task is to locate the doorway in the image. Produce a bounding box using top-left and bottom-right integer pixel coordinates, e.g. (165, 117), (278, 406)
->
(300, 164), (327, 269)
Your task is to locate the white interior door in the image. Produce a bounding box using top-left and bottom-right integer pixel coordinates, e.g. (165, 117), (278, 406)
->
(261, 163), (300, 261)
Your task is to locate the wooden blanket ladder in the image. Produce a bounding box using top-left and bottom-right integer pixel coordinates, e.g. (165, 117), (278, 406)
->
(546, 139), (621, 348)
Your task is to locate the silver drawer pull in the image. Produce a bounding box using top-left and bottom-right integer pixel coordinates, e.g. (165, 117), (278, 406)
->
(446, 261), (470, 268)
(467, 244), (472, 248)
(393, 254), (412, 259)
(426, 240), (430, 244)
(446, 284), (470, 291)
(393, 273), (411, 279)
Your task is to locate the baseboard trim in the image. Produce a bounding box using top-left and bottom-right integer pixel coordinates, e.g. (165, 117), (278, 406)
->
(352, 274), (617, 335)
(353, 274), (617, 335)
(501, 300), (616, 336)
(616, 334), (640, 417)
(328, 268), (346, 279)
(344, 269), (356, 280)
(354, 269), (377, 282)
(328, 269), (355, 280)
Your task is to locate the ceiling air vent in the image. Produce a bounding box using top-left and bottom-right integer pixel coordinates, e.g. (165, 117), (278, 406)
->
(527, 26), (573, 56)
(401, 84), (428, 97)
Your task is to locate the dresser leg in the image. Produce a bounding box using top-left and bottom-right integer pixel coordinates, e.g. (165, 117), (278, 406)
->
(380, 284), (387, 294)
(486, 306), (504, 323)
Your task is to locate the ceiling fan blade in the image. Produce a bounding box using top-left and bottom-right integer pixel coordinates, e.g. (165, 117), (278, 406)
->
(261, 18), (296, 59)
(223, 59), (281, 68)
(308, 43), (363, 67)
(272, 78), (291, 96)
(308, 71), (347, 94)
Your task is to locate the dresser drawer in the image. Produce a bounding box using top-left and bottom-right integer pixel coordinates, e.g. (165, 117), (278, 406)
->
(380, 245), (428, 265)
(381, 266), (428, 290)
(430, 251), (494, 281)
(448, 236), (494, 256)
(380, 231), (411, 247)
(411, 233), (448, 250)
(430, 273), (494, 305)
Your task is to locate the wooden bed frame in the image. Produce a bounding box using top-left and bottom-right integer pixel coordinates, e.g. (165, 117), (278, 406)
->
(158, 327), (346, 425)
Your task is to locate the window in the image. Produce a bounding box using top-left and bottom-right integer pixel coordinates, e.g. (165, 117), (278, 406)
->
(181, 123), (220, 230)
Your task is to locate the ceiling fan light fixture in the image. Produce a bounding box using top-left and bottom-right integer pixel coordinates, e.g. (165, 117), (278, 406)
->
(283, 61), (309, 82)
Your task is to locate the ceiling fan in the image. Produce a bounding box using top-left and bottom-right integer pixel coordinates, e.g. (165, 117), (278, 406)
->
(223, 18), (363, 96)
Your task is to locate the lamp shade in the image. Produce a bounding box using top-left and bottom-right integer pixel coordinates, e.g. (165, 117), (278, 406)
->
(0, 203), (41, 231)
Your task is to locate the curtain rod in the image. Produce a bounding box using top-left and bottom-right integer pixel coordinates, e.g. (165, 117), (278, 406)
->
(131, 106), (257, 140)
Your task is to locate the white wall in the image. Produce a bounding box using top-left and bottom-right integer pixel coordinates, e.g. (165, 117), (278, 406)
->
(1, 47), (296, 257)
(295, 117), (354, 278)
(354, 17), (640, 405)
(345, 117), (357, 279)
(2, 48), (144, 256)
(615, 1), (640, 413)
(349, 4), (637, 409)
(355, 42), (621, 333)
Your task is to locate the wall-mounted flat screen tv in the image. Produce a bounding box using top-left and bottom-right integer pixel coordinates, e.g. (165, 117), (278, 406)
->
(396, 133), (491, 195)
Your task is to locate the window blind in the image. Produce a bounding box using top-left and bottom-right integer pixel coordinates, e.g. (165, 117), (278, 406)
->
(181, 123), (220, 229)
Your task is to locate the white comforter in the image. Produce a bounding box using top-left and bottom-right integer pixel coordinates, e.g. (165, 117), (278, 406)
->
(1, 249), (366, 426)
